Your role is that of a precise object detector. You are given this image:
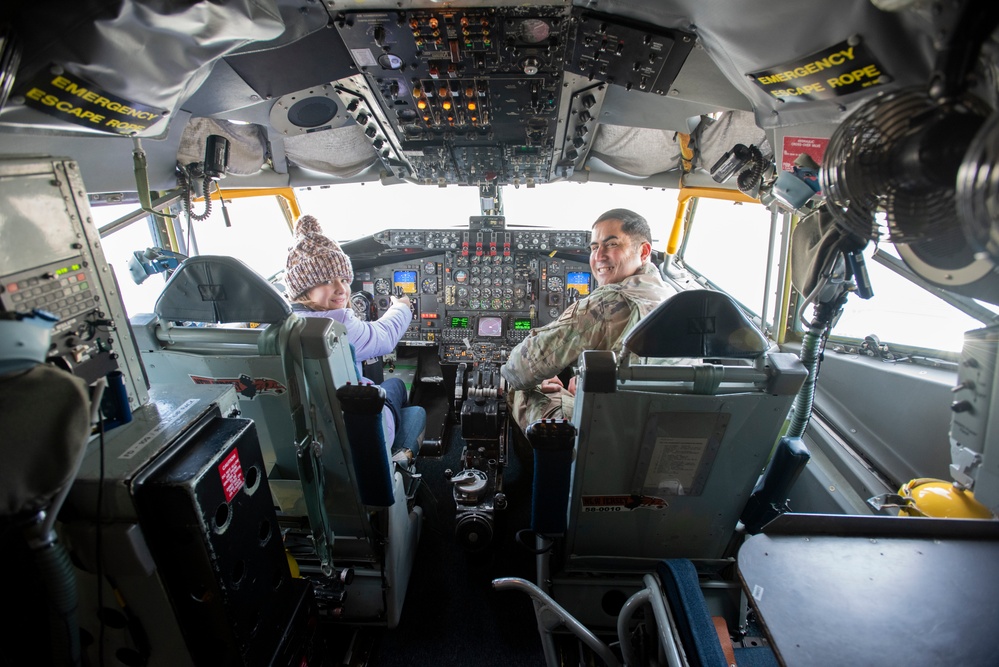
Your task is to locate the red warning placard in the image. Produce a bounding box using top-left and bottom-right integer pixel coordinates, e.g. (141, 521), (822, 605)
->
(781, 136), (829, 173)
(218, 448), (245, 503)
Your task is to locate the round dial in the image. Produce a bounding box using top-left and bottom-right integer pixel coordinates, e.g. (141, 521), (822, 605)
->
(549, 307), (560, 318)
(454, 269), (468, 284)
(350, 293), (372, 321)
(422, 277), (437, 294)
(374, 278), (391, 294)
(423, 261), (436, 275)
(547, 276), (564, 291)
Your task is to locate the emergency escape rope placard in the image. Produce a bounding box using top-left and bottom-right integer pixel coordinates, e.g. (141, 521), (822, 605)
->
(21, 67), (166, 135)
(748, 39), (889, 102)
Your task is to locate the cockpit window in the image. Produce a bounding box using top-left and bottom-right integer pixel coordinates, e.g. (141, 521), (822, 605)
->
(676, 198), (779, 323)
(826, 243), (992, 353)
(296, 182), (677, 239)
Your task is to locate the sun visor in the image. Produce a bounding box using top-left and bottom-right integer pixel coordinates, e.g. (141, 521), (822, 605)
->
(588, 124), (683, 178)
(283, 124), (379, 178)
(178, 118), (269, 176)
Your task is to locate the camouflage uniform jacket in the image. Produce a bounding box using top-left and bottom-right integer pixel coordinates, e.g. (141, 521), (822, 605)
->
(502, 262), (676, 391)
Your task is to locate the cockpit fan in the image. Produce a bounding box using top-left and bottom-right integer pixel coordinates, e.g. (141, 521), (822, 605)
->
(819, 2), (999, 304)
(957, 112), (999, 262)
(821, 88), (991, 244)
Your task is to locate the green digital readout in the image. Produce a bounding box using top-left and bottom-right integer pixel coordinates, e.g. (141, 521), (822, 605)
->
(451, 316), (470, 328)
(513, 318), (531, 331)
(54, 263), (82, 277)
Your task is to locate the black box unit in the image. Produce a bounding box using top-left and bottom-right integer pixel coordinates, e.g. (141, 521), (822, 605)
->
(133, 416), (306, 666)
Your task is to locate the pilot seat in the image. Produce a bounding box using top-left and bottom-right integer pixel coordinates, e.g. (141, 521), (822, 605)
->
(497, 289), (809, 664)
(131, 255), (424, 627)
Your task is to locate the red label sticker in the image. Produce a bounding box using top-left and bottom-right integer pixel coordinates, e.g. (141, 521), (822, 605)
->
(781, 136), (829, 173)
(189, 374), (287, 398)
(581, 495), (668, 512)
(218, 448), (244, 503)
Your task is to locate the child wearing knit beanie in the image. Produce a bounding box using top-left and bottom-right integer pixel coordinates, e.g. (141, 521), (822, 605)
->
(286, 215), (417, 461)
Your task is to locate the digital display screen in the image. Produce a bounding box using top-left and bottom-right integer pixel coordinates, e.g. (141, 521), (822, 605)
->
(513, 318), (532, 331)
(393, 270), (417, 294)
(450, 316), (470, 328)
(566, 271), (591, 296)
(478, 316), (503, 337)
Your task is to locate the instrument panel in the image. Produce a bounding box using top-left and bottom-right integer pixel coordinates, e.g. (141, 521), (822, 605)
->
(345, 228), (592, 364)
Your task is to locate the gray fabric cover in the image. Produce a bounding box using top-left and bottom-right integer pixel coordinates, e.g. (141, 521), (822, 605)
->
(0, 365), (90, 517)
(177, 118), (269, 175)
(284, 124), (378, 177)
(789, 206), (856, 301)
(154, 255), (291, 324)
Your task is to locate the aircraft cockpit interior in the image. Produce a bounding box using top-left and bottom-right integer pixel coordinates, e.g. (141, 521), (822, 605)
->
(1, 1), (999, 666)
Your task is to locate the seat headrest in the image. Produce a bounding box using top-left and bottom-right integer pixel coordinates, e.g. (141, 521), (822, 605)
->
(154, 255), (292, 324)
(623, 290), (768, 359)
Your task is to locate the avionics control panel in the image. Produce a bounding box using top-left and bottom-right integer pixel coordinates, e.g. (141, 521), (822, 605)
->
(344, 228), (592, 365)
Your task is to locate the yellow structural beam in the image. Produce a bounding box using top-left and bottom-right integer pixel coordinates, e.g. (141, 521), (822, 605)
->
(197, 187), (302, 231)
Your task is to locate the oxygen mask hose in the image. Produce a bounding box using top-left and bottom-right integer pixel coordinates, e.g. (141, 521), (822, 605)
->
(787, 294), (848, 438)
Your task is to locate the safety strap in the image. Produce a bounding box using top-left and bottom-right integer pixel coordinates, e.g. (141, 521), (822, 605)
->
(712, 616), (737, 667)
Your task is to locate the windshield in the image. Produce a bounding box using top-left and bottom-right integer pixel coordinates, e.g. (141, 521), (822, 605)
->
(295, 181), (678, 240)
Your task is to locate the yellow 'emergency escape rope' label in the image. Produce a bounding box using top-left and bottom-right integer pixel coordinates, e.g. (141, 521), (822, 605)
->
(748, 38), (888, 102)
(21, 66), (166, 135)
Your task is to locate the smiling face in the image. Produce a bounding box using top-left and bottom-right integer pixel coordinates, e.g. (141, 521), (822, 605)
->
(589, 218), (652, 286)
(304, 277), (352, 310)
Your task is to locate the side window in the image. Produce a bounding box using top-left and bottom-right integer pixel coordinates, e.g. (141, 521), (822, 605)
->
(91, 204), (165, 317)
(92, 196), (294, 317)
(677, 198), (779, 322)
(826, 244), (992, 353)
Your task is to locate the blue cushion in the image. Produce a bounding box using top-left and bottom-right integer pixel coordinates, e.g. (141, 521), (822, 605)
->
(657, 559), (728, 667)
(733, 646), (779, 667)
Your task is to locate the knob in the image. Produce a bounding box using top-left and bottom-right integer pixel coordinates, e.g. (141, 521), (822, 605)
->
(523, 58), (540, 76)
(950, 400), (974, 414)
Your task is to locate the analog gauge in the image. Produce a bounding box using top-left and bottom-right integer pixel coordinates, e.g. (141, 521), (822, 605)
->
(470, 254), (480, 264)
(514, 286), (525, 299)
(549, 307), (560, 318)
(481, 266), (491, 276)
(517, 18), (551, 44)
(454, 269), (468, 283)
(350, 292), (373, 321)
(469, 299), (480, 310)
(470, 277), (481, 286)
(458, 287), (469, 298)
(378, 53), (404, 70)
(481, 288), (492, 298)
(422, 277), (437, 294)
(456, 255), (469, 267)
(424, 261), (436, 275)
(493, 277), (502, 287)
(547, 276), (564, 291)
(471, 288), (481, 298)
(374, 278), (391, 294)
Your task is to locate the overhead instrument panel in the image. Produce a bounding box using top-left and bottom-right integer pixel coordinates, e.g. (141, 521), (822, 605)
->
(330, 6), (697, 186)
(333, 6), (571, 186)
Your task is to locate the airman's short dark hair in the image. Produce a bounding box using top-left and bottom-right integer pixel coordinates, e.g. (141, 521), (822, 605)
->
(593, 208), (652, 244)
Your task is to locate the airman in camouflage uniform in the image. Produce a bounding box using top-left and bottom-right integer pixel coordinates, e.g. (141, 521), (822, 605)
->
(501, 209), (677, 431)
